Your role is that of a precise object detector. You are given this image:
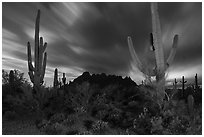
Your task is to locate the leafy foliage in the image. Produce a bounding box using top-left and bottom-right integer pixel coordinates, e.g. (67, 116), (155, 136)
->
(2, 70), (202, 135)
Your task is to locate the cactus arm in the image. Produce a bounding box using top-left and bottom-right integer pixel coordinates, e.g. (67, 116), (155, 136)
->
(43, 42), (47, 53)
(151, 3), (165, 74)
(166, 35), (178, 67)
(27, 42), (35, 72)
(127, 36), (144, 73)
(35, 10), (40, 72)
(128, 36), (156, 76)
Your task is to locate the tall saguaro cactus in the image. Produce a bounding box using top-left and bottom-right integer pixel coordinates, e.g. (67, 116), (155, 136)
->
(180, 76), (187, 98)
(195, 73), (199, 91)
(127, 2), (178, 103)
(53, 68), (58, 88)
(27, 10), (47, 93)
(62, 73), (66, 86)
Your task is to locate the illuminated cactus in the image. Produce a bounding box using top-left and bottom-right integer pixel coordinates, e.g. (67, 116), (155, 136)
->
(127, 2), (178, 103)
(9, 70), (14, 85)
(53, 68), (58, 88)
(62, 73), (66, 86)
(27, 10), (47, 93)
(180, 76), (187, 98)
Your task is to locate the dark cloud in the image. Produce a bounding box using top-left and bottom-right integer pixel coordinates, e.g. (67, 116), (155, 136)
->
(2, 2), (202, 86)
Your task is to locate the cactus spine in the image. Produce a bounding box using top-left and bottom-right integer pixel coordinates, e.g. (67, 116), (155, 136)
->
(9, 70), (14, 85)
(180, 76), (187, 98)
(62, 73), (66, 86)
(127, 2), (178, 103)
(53, 68), (58, 88)
(27, 10), (47, 93)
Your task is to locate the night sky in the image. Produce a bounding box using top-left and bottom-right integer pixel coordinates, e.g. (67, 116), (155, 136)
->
(2, 2), (202, 87)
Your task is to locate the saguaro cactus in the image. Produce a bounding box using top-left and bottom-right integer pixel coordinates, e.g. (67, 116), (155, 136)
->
(9, 70), (14, 85)
(53, 68), (58, 88)
(62, 73), (66, 86)
(180, 76), (187, 98)
(27, 10), (47, 93)
(127, 2), (178, 103)
(195, 73), (199, 91)
(173, 78), (178, 90)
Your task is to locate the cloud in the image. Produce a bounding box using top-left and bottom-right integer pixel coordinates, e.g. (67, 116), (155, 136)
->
(2, 2), (202, 86)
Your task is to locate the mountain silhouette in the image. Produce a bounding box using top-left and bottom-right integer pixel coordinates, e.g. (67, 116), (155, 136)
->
(72, 71), (137, 88)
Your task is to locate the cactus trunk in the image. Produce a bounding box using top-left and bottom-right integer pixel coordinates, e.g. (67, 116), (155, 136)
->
(151, 2), (165, 77)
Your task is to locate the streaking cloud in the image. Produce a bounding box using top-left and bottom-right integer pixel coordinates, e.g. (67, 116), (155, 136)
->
(2, 2), (202, 86)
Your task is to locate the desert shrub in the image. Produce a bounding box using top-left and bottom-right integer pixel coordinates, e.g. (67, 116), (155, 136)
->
(130, 107), (152, 134)
(36, 119), (49, 129)
(2, 69), (39, 116)
(42, 89), (66, 119)
(4, 110), (18, 120)
(91, 120), (110, 134)
(3, 94), (30, 115)
(44, 122), (66, 135)
(105, 105), (123, 127)
(122, 97), (200, 135)
(194, 88), (202, 106)
(83, 120), (94, 130)
(50, 113), (66, 123)
(29, 71), (201, 135)
(39, 111), (97, 135)
(2, 82), (40, 116)
(2, 69), (27, 86)
(2, 70), (28, 97)
(64, 82), (98, 115)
